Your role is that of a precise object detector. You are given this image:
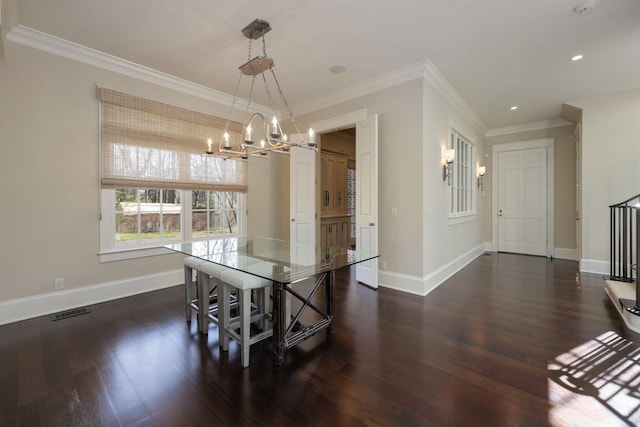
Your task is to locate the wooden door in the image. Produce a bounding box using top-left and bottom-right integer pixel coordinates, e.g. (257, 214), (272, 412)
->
(335, 157), (348, 215)
(321, 155), (336, 215)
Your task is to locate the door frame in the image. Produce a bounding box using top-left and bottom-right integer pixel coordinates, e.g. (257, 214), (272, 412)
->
(311, 109), (368, 234)
(491, 137), (555, 256)
(311, 109), (381, 287)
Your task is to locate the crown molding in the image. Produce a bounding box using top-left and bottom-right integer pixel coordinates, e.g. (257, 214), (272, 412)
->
(422, 60), (487, 137)
(294, 61), (430, 116)
(485, 118), (573, 137)
(296, 59), (487, 138)
(6, 24), (488, 135)
(6, 25), (274, 115)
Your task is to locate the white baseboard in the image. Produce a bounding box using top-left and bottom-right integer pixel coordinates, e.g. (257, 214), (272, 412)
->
(554, 247), (577, 260)
(580, 258), (609, 276)
(379, 242), (487, 296)
(379, 271), (425, 295)
(0, 269), (183, 326)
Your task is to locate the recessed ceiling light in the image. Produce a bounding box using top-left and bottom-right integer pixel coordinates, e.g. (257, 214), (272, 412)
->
(571, 54), (584, 61)
(329, 64), (347, 74)
(510, 106), (518, 111)
(574, 0), (597, 16)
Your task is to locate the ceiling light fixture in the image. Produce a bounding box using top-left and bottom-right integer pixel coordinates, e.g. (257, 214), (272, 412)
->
(571, 54), (584, 61)
(510, 106), (518, 111)
(205, 19), (317, 160)
(574, 0), (597, 16)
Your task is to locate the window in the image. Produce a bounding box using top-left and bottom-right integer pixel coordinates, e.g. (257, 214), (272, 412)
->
(191, 191), (239, 236)
(449, 130), (476, 218)
(101, 188), (243, 259)
(98, 88), (247, 260)
(115, 189), (182, 244)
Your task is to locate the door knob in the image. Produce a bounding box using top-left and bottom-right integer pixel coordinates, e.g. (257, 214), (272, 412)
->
(369, 222), (375, 227)
(291, 218), (295, 222)
(498, 210), (503, 217)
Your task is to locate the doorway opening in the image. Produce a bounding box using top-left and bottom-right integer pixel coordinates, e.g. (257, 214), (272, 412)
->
(319, 128), (356, 249)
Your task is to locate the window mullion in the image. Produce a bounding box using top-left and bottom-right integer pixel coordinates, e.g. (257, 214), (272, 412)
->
(183, 190), (192, 242)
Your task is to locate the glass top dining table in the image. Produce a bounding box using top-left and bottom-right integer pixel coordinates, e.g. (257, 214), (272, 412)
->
(165, 236), (378, 365)
(165, 236), (378, 284)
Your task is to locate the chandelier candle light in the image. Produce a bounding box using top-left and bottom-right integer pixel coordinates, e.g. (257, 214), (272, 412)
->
(204, 19), (317, 160)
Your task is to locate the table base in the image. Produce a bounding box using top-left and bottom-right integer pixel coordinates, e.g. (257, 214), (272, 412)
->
(272, 271), (335, 365)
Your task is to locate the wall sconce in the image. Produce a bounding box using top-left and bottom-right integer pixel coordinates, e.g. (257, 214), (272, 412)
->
(442, 148), (455, 184)
(477, 165), (486, 191)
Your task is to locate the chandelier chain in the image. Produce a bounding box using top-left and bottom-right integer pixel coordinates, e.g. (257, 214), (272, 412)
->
(260, 36), (278, 118)
(262, 33), (268, 57)
(245, 76), (256, 115)
(222, 71), (244, 135)
(269, 67), (303, 137)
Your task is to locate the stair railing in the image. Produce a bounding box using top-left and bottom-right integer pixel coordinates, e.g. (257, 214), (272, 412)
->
(609, 194), (640, 283)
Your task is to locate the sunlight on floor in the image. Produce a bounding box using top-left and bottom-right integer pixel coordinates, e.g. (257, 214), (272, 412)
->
(548, 331), (640, 426)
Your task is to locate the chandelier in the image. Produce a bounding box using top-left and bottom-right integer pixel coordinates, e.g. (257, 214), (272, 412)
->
(205, 19), (317, 160)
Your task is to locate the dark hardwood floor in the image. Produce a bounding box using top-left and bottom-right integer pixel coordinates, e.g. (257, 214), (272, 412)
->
(1, 253), (638, 426)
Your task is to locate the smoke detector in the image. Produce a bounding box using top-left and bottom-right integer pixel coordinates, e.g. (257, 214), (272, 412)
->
(574, 0), (597, 16)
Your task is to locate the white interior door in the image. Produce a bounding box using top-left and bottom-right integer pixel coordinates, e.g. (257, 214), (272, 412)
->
(289, 142), (316, 248)
(288, 141), (316, 325)
(575, 124), (582, 264)
(355, 115), (379, 287)
(497, 147), (547, 256)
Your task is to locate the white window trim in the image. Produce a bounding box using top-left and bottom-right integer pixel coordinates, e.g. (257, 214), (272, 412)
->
(98, 189), (246, 262)
(447, 128), (478, 223)
(448, 215), (477, 226)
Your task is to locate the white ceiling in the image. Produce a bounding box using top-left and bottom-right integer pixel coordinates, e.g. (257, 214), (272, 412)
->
(11, 0), (640, 130)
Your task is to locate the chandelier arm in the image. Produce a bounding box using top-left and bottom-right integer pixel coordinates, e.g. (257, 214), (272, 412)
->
(246, 144), (291, 156)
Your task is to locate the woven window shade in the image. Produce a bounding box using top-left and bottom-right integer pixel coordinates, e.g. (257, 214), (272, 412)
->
(99, 88), (248, 192)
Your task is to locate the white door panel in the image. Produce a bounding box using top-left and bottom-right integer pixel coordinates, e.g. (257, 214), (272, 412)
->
(289, 141), (316, 325)
(289, 142), (316, 247)
(497, 147), (547, 256)
(356, 115), (378, 288)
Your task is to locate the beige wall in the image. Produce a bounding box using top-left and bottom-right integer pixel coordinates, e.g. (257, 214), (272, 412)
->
(296, 77), (488, 290)
(421, 76), (488, 277)
(0, 37), (494, 305)
(297, 81), (426, 278)
(246, 153), (290, 240)
(0, 42), (281, 302)
(486, 125), (577, 251)
(568, 89), (640, 269)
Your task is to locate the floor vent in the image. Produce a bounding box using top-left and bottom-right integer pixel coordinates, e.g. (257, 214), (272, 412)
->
(51, 307), (90, 321)
(484, 252), (492, 256)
